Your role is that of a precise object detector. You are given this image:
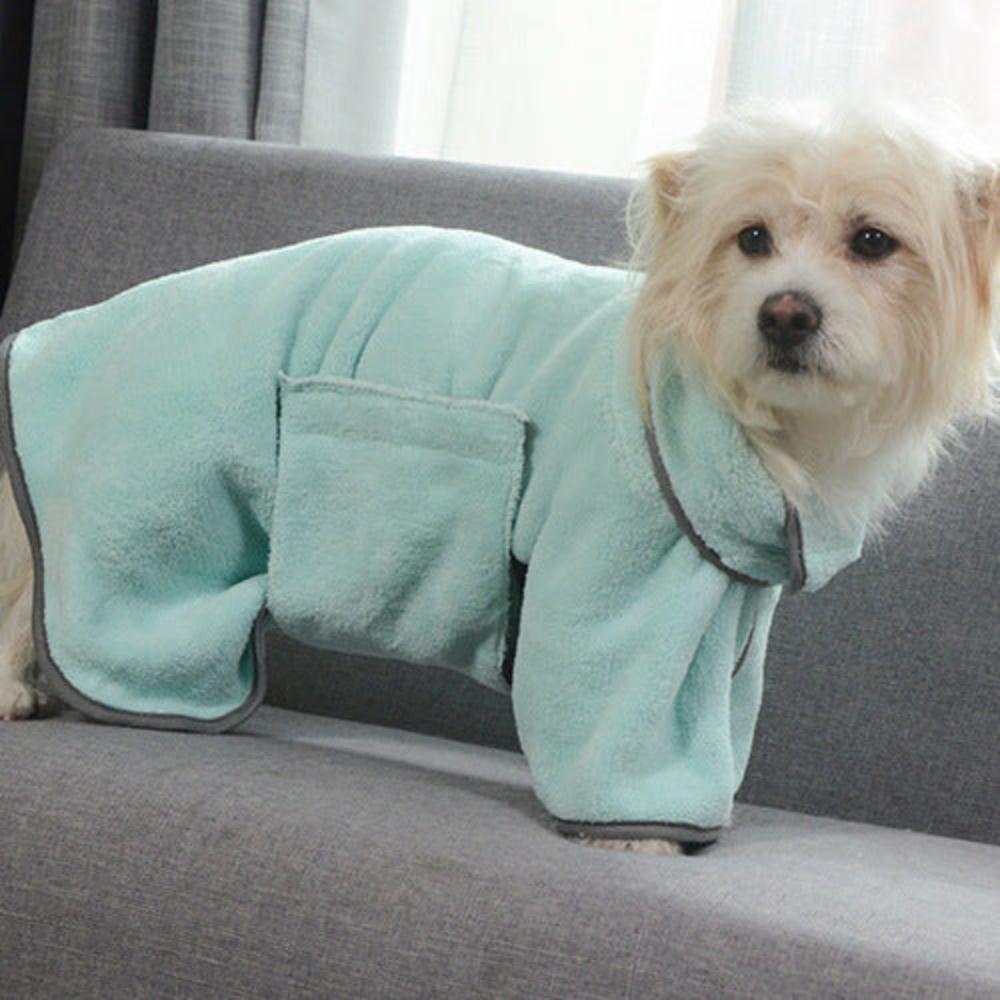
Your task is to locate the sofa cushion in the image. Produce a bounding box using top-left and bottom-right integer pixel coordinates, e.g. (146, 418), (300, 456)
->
(2, 707), (998, 998)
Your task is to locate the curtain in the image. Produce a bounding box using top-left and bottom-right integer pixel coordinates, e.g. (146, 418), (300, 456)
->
(300, 0), (1000, 178)
(0, 1), (35, 308)
(300, 0), (733, 176)
(727, 0), (1000, 141)
(14, 0), (309, 245)
(395, 0), (731, 176)
(8, 0), (999, 291)
(299, 0), (409, 154)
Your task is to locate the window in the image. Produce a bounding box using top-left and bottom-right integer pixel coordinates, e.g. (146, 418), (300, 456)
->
(300, 0), (1000, 176)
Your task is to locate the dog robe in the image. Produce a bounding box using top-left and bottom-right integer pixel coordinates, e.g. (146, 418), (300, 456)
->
(0, 227), (865, 842)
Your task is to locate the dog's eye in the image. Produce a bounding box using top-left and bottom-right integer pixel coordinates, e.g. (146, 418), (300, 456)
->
(850, 227), (898, 261)
(737, 225), (772, 257)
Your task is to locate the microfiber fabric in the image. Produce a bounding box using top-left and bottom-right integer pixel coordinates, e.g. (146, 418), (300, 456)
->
(0, 226), (866, 840)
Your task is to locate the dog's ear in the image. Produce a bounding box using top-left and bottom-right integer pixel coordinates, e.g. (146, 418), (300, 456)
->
(647, 152), (693, 222)
(965, 163), (1000, 312)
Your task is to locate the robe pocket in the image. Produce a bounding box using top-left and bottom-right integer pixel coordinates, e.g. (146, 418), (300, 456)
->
(267, 374), (527, 689)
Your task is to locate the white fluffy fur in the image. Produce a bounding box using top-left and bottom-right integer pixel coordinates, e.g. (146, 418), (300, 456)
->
(579, 838), (683, 857)
(628, 102), (999, 532)
(0, 104), (997, 855)
(0, 472), (37, 719)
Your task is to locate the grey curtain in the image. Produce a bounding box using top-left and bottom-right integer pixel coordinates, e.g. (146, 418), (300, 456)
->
(0, 0), (35, 307)
(16, 0), (309, 241)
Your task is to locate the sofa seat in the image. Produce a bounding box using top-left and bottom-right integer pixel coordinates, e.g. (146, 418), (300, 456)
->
(3, 706), (997, 998)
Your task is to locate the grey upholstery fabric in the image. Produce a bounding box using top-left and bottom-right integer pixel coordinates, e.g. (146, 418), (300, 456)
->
(16, 0), (307, 239)
(269, 633), (521, 752)
(1, 128), (632, 339)
(1, 129), (997, 850)
(17, 0), (157, 239)
(2, 708), (998, 999)
(745, 449), (1000, 845)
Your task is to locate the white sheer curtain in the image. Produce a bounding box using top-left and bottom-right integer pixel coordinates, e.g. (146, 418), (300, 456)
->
(726, 0), (1000, 140)
(393, 0), (732, 176)
(300, 0), (1000, 177)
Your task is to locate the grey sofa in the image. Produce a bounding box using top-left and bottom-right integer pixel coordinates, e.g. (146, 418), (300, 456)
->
(1, 128), (997, 999)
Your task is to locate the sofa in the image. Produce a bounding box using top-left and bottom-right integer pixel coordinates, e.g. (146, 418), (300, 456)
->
(1, 127), (997, 999)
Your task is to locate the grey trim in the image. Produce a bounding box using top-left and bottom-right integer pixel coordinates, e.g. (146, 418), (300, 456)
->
(642, 420), (769, 588)
(732, 623), (756, 678)
(555, 817), (721, 845)
(0, 332), (267, 733)
(784, 504), (807, 593)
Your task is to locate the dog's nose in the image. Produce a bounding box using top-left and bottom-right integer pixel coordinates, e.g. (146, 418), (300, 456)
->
(757, 290), (822, 349)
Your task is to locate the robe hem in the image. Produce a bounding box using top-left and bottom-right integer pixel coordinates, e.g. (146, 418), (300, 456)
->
(0, 332), (266, 733)
(554, 817), (722, 845)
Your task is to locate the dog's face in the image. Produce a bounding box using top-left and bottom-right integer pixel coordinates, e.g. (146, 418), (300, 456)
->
(632, 107), (1000, 441)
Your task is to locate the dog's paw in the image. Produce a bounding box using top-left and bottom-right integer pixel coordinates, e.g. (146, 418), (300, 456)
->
(578, 837), (683, 856)
(0, 679), (42, 720)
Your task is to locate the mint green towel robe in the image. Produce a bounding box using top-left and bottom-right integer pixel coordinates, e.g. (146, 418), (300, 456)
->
(0, 227), (865, 842)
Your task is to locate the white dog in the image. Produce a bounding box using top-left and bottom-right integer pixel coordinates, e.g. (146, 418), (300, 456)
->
(0, 104), (996, 855)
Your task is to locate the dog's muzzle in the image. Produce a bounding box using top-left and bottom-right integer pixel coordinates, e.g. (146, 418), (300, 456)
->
(757, 289), (822, 373)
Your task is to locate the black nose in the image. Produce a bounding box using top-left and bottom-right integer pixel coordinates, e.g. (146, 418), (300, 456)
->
(757, 290), (822, 349)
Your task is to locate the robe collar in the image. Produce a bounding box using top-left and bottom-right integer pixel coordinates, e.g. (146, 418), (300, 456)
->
(615, 338), (866, 592)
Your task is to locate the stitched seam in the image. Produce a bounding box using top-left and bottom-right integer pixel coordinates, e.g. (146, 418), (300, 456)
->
(642, 420), (769, 588)
(731, 625), (755, 678)
(281, 371), (530, 424)
(784, 503), (807, 592)
(554, 817), (722, 839)
(492, 415), (526, 681)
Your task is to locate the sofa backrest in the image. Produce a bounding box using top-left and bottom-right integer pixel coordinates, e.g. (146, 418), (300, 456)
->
(3, 128), (997, 846)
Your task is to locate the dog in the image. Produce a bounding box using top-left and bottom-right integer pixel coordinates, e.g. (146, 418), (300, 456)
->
(0, 104), (996, 857)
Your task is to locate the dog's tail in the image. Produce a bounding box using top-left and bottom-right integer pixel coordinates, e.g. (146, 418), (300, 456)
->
(0, 470), (33, 618)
